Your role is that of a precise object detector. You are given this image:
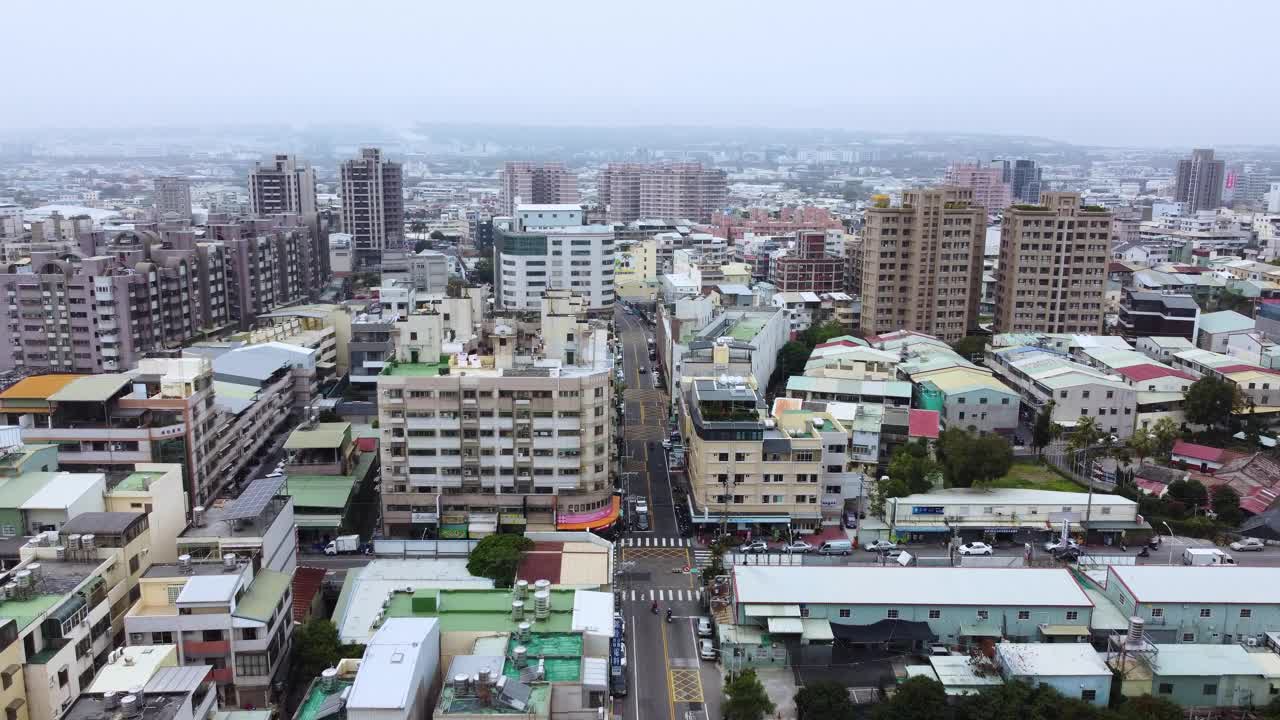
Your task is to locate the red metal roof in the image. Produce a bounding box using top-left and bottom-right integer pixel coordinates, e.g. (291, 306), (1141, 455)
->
(908, 409), (940, 439)
(1216, 364), (1280, 377)
(356, 437), (379, 453)
(1116, 364), (1196, 382)
(292, 566), (328, 623)
(1172, 439), (1228, 463)
(1135, 479), (1168, 497)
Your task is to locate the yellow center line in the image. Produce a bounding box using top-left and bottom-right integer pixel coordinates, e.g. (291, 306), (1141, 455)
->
(661, 611), (676, 720)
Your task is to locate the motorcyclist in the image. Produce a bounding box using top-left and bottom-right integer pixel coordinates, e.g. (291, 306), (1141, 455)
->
(666, 608), (673, 622)
(651, 600), (658, 614)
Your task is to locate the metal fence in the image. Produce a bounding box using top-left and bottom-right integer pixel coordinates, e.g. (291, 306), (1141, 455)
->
(1042, 445), (1117, 490)
(721, 552), (803, 567)
(372, 539), (479, 557)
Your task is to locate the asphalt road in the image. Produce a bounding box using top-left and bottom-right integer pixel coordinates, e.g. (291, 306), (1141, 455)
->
(614, 305), (721, 720)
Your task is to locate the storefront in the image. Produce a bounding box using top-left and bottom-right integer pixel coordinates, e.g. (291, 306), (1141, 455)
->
(557, 496), (622, 531)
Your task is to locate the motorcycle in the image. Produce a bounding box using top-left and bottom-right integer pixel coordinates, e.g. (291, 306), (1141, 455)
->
(651, 602), (658, 614)
(1138, 547), (1150, 558)
(666, 609), (673, 623)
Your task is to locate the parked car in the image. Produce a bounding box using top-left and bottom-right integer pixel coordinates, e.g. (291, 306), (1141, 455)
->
(1055, 546), (1083, 562)
(639, 367), (647, 374)
(958, 542), (994, 556)
(699, 639), (717, 660)
(864, 540), (898, 553)
(1043, 538), (1078, 553)
(781, 540), (813, 554)
(696, 617), (713, 637)
(739, 540), (769, 554)
(818, 539), (853, 555)
(1230, 538), (1266, 552)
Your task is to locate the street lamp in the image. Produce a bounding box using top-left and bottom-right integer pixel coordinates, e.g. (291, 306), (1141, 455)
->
(1161, 522), (1174, 566)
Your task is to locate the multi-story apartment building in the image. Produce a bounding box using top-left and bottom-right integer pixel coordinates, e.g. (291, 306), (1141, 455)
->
(1175, 148), (1225, 213)
(207, 216), (319, 330)
(340, 148), (403, 269)
(767, 231), (846, 292)
(678, 376), (847, 531)
(125, 556), (293, 707)
(708, 207), (844, 242)
(994, 193), (1112, 334)
(248, 154), (316, 217)
(498, 162), (578, 216)
(375, 290), (614, 537)
(0, 230), (229, 372)
(944, 162), (1011, 211)
(599, 163), (727, 223)
(493, 205), (615, 313)
(1118, 288), (1201, 343)
(407, 250), (449, 293)
(1011, 159), (1043, 204)
(154, 177), (192, 222)
(859, 188), (985, 343)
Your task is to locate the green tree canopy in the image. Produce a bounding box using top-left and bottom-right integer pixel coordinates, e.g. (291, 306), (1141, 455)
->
(1183, 375), (1242, 429)
(950, 335), (989, 363)
(1211, 484), (1243, 524)
(872, 676), (948, 720)
(1032, 402), (1059, 455)
(429, 229), (446, 240)
(1127, 427), (1156, 465)
(413, 239), (432, 253)
(466, 534), (534, 587)
(800, 321), (849, 348)
(1149, 416), (1180, 458)
(723, 669), (775, 720)
(795, 681), (856, 720)
(936, 428), (1012, 488)
(1166, 478), (1208, 509)
(472, 257), (495, 285)
(294, 618), (341, 679)
(1111, 694), (1185, 720)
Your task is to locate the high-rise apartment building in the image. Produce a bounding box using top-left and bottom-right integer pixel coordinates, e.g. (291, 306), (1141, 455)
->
(249, 153), (317, 216)
(943, 162), (1011, 211)
(375, 289), (614, 536)
(859, 188), (985, 343)
(1175, 148), (1225, 212)
(207, 215), (322, 329)
(599, 162), (728, 223)
(993, 193), (1112, 334)
(493, 205), (615, 313)
(1011, 159), (1043, 204)
(340, 147), (404, 268)
(498, 161), (578, 215)
(153, 176), (192, 221)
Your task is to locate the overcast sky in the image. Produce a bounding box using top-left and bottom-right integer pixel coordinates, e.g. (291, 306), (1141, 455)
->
(8, 0), (1277, 147)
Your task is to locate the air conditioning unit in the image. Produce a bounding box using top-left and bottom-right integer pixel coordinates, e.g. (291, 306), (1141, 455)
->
(1247, 637), (1260, 647)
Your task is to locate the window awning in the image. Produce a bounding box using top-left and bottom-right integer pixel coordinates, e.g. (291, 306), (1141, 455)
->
(744, 604), (801, 618)
(1, 665), (18, 681)
(6, 698), (24, 712)
(801, 619), (834, 642)
(1039, 624), (1090, 637)
(960, 623), (1002, 638)
(767, 617), (804, 634)
(893, 526), (950, 533)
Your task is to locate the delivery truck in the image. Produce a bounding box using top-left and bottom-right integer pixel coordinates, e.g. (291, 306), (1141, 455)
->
(324, 535), (363, 555)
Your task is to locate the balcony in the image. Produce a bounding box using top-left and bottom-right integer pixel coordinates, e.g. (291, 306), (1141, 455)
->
(184, 639), (231, 657)
(209, 667), (234, 684)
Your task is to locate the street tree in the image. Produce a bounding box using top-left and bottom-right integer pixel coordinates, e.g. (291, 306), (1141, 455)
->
(466, 534), (533, 587)
(1211, 484), (1243, 525)
(1166, 478), (1209, 511)
(472, 257), (495, 285)
(795, 681), (857, 720)
(1031, 401), (1060, 456)
(722, 669), (775, 720)
(1128, 427), (1156, 467)
(294, 618), (341, 679)
(1183, 375), (1242, 430)
(936, 429), (1012, 488)
(872, 676), (948, 720)
(1150, 416), (1180, 458)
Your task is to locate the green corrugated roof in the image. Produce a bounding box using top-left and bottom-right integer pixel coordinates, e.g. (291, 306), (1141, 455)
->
(285, 422), (351, 450)
(286, 476), (357, 510)
(728, 316), (769, 341)
(233, 569), (291, 624)
(0, 472), (58, 509)
(47, 374), (132, 402)
(295, 514), (343, 528)
(385, 588), (576, 632)
(0, 594), (61, 631)
(113, 471), (165, 492)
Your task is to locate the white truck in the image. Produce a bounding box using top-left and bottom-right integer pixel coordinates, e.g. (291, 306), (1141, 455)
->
(324, 535), (362, 555)
(1182, 548), (1236, 566)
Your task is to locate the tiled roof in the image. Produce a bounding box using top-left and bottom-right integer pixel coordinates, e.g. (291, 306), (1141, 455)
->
(1172, 440), (1227, 463)
(1116, 364), (1197, 382)
(292, 566), (328, 623)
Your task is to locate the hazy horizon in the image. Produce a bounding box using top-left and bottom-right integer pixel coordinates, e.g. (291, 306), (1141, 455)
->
(9, 0), (1278, 148)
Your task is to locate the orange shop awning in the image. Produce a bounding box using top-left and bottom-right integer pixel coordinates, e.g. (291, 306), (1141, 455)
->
(557, 496), (621, 531)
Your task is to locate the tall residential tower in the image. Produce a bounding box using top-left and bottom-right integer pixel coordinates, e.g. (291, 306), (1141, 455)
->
(1174, 148), (1225, 212)
(249, 153), (317, 216)
(499, 161), (579, 215)
(340, 147), (404, 268)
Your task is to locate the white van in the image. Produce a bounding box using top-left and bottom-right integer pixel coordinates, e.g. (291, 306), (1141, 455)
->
(817, 539), (852, 556)
(1182, 548), (1236, 566)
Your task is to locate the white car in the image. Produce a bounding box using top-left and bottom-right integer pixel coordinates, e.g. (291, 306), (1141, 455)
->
(696, 617), (713, 637)
(739, 540), (769, 554)
(958, 542), (994, 556)
(1044, 538), (1079, 553)
(781, 540), (813, 554)
(1230, 538), (1266, 552)
(699, 639), (717, 660)
(864, 540), (898, 553)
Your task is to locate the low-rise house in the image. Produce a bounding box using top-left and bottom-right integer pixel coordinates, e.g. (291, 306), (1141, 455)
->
(1113, 643), (1280, 709)
(996, 643), (1112, 706)
(69, 662), (217, 720)
(177, 475), (297, 575)
(1226, 332), (1280, 369)
(909, 365), (1020, 436)
(1135, 336), (1196, 364)
(346, 618), (439, 720)
(987, 346), (1137, 439)
(885, 488), (1143, 545)
(1100, 566), (1280, 644)
(1171, 440), (1236, 472)
(1197, 311), (1256, 353)
(1118, 289), (1200, 343)
(1112, 364), (1195, 430)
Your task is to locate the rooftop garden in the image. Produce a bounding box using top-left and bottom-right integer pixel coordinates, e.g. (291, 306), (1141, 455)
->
(1011, 204), (1049, 212)
(698, 402), (759, 422)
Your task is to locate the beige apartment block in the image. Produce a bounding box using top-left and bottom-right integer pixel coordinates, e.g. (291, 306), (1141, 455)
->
(994, 193), (1112, 334)
(859, 188), (985, 343)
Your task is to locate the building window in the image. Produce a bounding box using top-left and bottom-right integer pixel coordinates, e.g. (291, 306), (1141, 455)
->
(1182, 633), (1195, 642)
(166, 585), (184, 604)
(886, 609), (899, 619)
(1081, 689), (1096, 702)
(1203, 684), (1218, 696)
(928, 609), (940, 619)
(1017, 611), (1030, 620)
(1151, 608), (1163, 618)
(1240, 608), (1253, 618)
(235, 653), (270, 677)
(1199, 608), (1212, 618)
(1158, 683), (1173, 695)
(1066, 611), (1079, 621)
(57, 668), (68, 688)
(976, 610), (989, 621)
(839, 609), (850, 618)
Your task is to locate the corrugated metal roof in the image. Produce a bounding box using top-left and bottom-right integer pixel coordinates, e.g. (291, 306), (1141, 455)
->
(233, 569), (291, 623)
(47, 374), (131, 402)
(145, 665), (212, 693)
(285, 422), (351, 450)
(0, 374), (88, 401)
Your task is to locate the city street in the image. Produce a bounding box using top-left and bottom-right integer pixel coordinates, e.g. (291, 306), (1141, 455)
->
(615, 305), (721, 720)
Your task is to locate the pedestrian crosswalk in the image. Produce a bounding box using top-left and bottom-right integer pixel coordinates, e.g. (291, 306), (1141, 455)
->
(621, 536), (692, 547)
(692, 549), (714, 568)
(624, 588), (703, 603)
